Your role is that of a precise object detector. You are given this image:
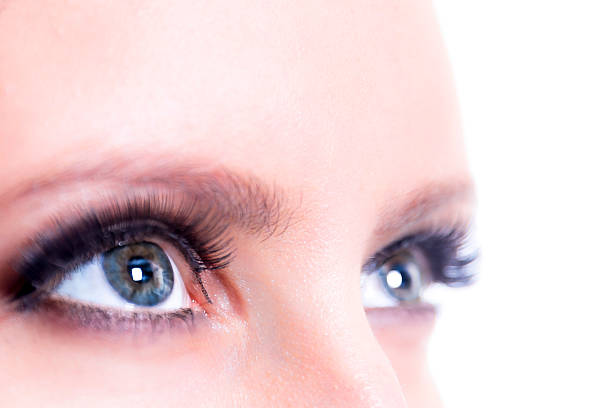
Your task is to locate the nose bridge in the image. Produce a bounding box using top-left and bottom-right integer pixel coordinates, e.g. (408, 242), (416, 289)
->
(271, 300), (409, 408)
(318, 329), (408, 407)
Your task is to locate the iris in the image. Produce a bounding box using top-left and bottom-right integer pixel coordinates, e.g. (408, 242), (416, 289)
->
(379, 253), (423, 302)
(103, 242), (174, 306)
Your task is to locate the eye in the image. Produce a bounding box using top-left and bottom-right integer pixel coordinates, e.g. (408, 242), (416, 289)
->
(6, 192), (237, 332)
(361, 228), (476, 309)
(361, 249), (431, 308)
(53, 242), (190, 311)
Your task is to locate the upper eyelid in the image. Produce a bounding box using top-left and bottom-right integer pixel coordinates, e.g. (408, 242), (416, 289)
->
(363, 232), (430, 272)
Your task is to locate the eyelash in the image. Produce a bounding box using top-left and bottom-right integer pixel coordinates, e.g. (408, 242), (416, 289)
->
(5, 191), (476, 331)
(364, 227), (477, 288)
(9, 192), (234, 314)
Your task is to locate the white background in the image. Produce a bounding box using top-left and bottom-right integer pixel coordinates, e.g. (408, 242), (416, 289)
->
(429, 1), (612, 407)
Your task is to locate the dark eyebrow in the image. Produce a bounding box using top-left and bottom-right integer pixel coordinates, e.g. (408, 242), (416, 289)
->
(374, 181), (475, 236)
(0, 160), (296, 238)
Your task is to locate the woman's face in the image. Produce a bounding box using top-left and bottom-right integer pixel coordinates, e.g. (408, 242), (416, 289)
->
(0, 1), (473, 407)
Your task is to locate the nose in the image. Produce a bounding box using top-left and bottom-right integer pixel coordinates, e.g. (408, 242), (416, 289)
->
(251, 293), (410, 407)
(296, 320), (410, 408)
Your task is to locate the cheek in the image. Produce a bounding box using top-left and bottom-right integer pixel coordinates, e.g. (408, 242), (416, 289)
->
(0, 311), (252, 407)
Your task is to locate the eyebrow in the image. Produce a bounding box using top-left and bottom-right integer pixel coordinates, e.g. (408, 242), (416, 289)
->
(374, 181), (475, 236)
(0, 160), (295, 239)
(1, 158), (473, 242)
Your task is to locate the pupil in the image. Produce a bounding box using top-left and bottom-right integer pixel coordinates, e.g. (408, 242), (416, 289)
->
(390, 264), (411, 290)
(127, 256), (154, 284)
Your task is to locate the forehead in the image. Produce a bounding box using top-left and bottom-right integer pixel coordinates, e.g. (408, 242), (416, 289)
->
(0, 1), (468, 223)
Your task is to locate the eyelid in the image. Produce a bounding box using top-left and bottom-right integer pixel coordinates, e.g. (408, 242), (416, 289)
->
(25, 297), (204, 333)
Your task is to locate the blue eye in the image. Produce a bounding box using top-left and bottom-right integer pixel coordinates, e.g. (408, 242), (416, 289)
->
(54, 241), (190, 311)
(103, 242), (174, 306)
(379, 254), (424, 301)
(361, 250), (431, 308)
(361, 228), (476, 308)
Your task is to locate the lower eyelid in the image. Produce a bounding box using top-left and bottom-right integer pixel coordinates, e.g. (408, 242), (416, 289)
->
(365, 303), (437, 329)
(21, 297), (209, 334)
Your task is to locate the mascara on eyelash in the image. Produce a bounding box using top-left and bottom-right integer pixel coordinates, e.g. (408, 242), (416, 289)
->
(366, 227), (478, 287)
(7, 191), (235, 306)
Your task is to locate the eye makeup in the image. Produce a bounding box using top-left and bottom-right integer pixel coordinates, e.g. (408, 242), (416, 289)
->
(1, 184), (477, 334)
(364, 227), (477, 288)
(33, 298), (200, 334)
(4, 189), (235, 331)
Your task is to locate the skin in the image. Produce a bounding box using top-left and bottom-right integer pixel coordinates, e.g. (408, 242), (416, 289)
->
(0, 1), (472, 407)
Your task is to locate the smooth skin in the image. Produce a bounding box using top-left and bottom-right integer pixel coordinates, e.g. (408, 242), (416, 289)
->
(0, 1), (472, 407)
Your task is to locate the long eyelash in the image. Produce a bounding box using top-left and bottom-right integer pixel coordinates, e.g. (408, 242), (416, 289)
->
(10, 190), (234, 304)
(366, 227), (479, 287)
